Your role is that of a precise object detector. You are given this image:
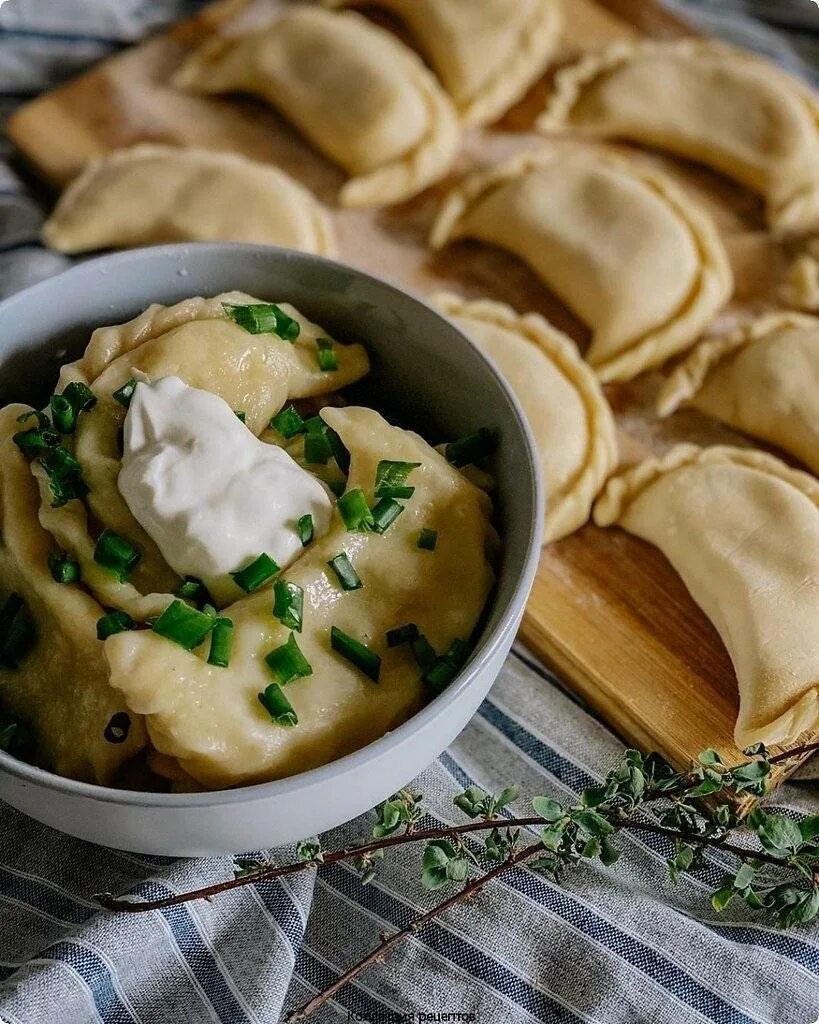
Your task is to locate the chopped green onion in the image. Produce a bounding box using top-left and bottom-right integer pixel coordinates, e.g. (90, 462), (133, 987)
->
(16, 409), (50, 428)
(231, 553), (279, 592)
(273, 580), (304, 632)
(208, 617), (234, 667)
(223, 302), (300, 341)
(96, 610), (134, 640)
(112, 378), (137, 408)
(330, 626), (381, 682)
(12, 426), (60, 455)
(371, 497), (403, 534)
(62, 381), (97, 415)
(297, 514), (314, 546)
(48, 550), (80, 584)
(49, 395), (77, 433)
(375, 460), (420, 500)
(445, 427), (498, 468)
(328, 478), (346, 498)
(411, 633), (437, 673)
(104, 711), (131, 744)
(258, 682), (298, 726)
(270, 405), (306, 439)
(316, 336), (338, 372)
(265, 631), (312, 685)
(152, 599), (216, 650)
(0, 714), (36, 760)
(0, 594), (36, 669)
(234, 410), (246, 423)
(327, 426), (350, 473)
(40, 447), (89, 507)
(446, 638), (471, 669)
(327, 552), (362, 591)
(386, 623), (419, 648)
(423, 638), (471, 694)
(417, 528), (438, 551)
(202, 602), (217, 618)
(303, 416), (334, 465)
(175, 575), (211, 606)
(93, 530), (141, 583)
(337, 488), (374, 531)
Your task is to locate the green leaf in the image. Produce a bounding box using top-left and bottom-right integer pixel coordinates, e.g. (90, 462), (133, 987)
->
(668, 844), (695, 883)
(540, 825), (564, 852)
(799, 816), (819, 843)
(581, 837), (601, 859)
(742, 743), (768, 757)
(532, 796), (564, 823)
(579, 786), (607, 808)
(599, 836), (620, 866)
(421, 867), (449, 891)
(454, 786), (487, 818)
(446, 857), (470, 882)
(687, 778), (723, 798)
(572, 809), (615, 837)
(423, 839), (456, 869)
(711, 885), (734, 912)
(755, 814), (803, 854)
(494, 785), (519, 811)
(732, 863), (756, 890)
(698, 749), (722, 766)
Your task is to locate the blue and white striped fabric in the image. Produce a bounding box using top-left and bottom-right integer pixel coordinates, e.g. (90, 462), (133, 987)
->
(0, 3), (817, 1022)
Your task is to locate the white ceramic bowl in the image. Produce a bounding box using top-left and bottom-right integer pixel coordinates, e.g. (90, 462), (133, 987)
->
(0, 244), (543, 854)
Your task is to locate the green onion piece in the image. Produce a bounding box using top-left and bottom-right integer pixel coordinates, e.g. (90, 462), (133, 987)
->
(93, 529), (141, 583)
(265, 631), (312, 685)
(327, 552), (362, 591)
(16, 409), (50, 428)
(49, 394), (76, 434)
(297, 513), (314, 547)
(208, 617), (234, 667)
(48, 550), (80, 584)
(386, 623), (419, 648)
(445, 427), (498, 468)
(234, 410), (246, 423)
(330, 626), (381, 682)
(423, 639), (471, 694)
(202, 603), (217, 618)
(328, 478), (346, 498)
(40, 448), (89, 507)
(273, 580), (304, 632)
(104, 711), (131, 744)
(223, 302), (300, 341)
(96, 610), (134, 641)
(12, 426), (60, 455)
(258, 682), (298, 727)
(175, 575), (211, 606)
(316, 336), (338, 372)
(375, 460), (420, 500)
(411, 633), (437, 673)
(417, 528), (438, 551)
(446, 638), (471, 670)
(152, 599), (216, 650)
(112, 378), (137, 408)
(270, 405), (306, 439)
(371, 497), (403, 535)
(303, 416), (334, 465)
(337, 488), (374, 531)
(0, 594), (36, 669)
(62, 381), (97, 415)
(0, 714), (36, 760)
(327, 427), (350, 474)
(231, 553), (279, 593)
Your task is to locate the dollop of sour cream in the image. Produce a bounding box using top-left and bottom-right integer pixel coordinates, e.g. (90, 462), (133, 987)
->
(118, 376), (332, 582)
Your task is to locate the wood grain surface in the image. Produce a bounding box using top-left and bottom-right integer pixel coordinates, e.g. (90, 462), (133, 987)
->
(5, 0), (813, 787)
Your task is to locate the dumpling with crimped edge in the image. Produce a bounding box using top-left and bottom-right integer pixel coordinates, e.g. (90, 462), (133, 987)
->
(657, 313), (819, 475)
(37, 293), (369, 616)
(324, 0), (562, 126)
(173, 7), (460, 208)
(429, 149), (733, 383)
(41, 145), (337, 256)
(537, 39), (819, 232)
(0, 405), (146, 783)
(594, 446), (819, 749)
(103, 406), (497, 789)
(433, 293), (617, 542)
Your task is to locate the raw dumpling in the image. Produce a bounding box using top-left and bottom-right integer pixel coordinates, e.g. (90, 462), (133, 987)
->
(41, 145), (336, 256)
(324, 0), (562, 125)
(104, 406), (496, 788)
(433, 294), (617, 541)
(594, 446), (819, 748)
(38, 294), (369, 617)
(538, 40), (819, 232)
(0, 405), (146, 783)
(173, 7), (460, 207)
(430, 149), (733, 382)
(657, 313), (819, 474)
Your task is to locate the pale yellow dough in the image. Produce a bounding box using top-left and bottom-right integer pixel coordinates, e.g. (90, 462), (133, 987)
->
(657, 313), (819, 475)
(430, 149), (733, 382)
(41, 145), (337, 256)
(324, 0), (562, 126)
(594, 446), (819, 749)
(538, 39), (819, 232)
(104, 406), (496, 788)
(173, 7), (460, 207)
(433, 294), (617, 542)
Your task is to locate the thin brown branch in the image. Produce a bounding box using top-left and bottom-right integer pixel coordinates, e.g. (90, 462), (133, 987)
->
(624, 821), (791, 870)
(768, 742), (819, 765)
(285, 841), (545, 1023)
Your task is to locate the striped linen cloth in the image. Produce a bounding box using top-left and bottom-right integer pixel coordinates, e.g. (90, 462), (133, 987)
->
(0, 2), (817, 1022)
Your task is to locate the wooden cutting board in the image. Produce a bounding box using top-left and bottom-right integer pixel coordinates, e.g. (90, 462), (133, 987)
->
(5, 0), (814, 788)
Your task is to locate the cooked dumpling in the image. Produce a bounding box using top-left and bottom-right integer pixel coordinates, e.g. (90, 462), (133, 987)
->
(104, 406), (496, 788)
(780, 238), (819, 312)
(657, 313), (819, 474)
(538, 40), (819, 232)
(594, 446), (819, 748)
(430, 149), (733, 382)
(173, 7), (460, 207)
(41, 145), (337, 256)
(324, 0), (562, 125)
(37, 294), (369, 616)
(0, 406), (146, 783)
(433, 294), (617, 541)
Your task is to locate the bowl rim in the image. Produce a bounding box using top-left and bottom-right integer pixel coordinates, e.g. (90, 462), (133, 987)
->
(0, 242), (544, 808)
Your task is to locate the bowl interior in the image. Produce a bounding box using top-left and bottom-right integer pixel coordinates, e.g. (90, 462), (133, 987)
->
(0, 243), (542, 801)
